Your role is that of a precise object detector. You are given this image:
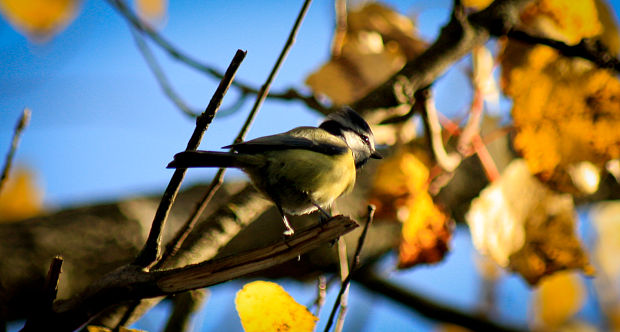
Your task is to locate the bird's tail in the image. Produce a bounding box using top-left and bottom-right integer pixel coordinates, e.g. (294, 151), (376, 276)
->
(167, 151), (248, 169)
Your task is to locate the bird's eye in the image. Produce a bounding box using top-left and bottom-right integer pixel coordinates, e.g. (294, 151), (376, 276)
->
(360, 135), (370, 145)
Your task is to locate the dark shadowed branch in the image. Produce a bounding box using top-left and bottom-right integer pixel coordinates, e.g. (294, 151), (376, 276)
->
(21, 216), (357, 331)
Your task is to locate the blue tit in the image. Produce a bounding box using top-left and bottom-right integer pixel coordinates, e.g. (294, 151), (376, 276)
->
(167, 107), (382, 235)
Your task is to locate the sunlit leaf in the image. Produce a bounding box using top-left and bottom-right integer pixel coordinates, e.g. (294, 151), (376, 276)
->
(235, 281), (317, 332)
(135, 0), (166, 24)
(462, 0), (493, 10)
(370, 147), (452, 268)
(0, 0), (80, 42)
(519, 0), (602, 45)
(594, 0), (620, 54)
(0, 168), (43, 222)
(87, 326), (145, 332)
(501, 40), (620, 193)
(531, 271), (586, 329)
(305, 2), (426, 105)
(591, 201), (620, 279)
(467, 159), (593, 285)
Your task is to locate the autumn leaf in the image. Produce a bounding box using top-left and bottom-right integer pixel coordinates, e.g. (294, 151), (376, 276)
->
(369, 147), (452, 268)
(530, 271), (586, 329)
(135, 0), (166, 24)
(0, 0), (80, 41)
(305, 2), (426, 105)
(87, 326), (145, 332)
(501, 41), (620, 193)
(462, 0), (493, 11)
(466, 159), (593, 285)
(519, 0), (602, 45)
(235, 281), (317, 332)
(0, 168), (43, 222)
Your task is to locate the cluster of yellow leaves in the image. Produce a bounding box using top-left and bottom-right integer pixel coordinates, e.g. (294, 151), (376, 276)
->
(0, 0), (166, 41)
(530, 271), (587, 330)
(369, 147), (451, 269)
(0, 168), (43, 222)
(235, 281), (317, 332)
(305, 2), (426, 105)
(501, 0), (620, 193)
(462, 0), (494, 11)
(467, 159), (593, 285)
(519, 0), (602, 45)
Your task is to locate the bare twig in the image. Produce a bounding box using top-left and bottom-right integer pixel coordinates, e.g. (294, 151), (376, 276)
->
(0, 108), (31, 195)
(505, 30), (620, 73)
(331, 0), (347, 57)
(324, 205), (375, 332)
(22, 256), (63, 330)
(163, 289), (207, 332)
(23, 216), (357, 331)
(354, 268), (527, 332)
(418, 89), (462, 172)
(334, 237), (349, 332)
(107, 0), (329, 114)
(131, 28), (200, 118)
(157, 0), (314, 267)
(134, 49), (247, 268)
(312, 275), (328, 316)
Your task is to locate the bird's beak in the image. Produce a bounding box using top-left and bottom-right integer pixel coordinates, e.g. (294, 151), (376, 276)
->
(371, 151), (383, 159)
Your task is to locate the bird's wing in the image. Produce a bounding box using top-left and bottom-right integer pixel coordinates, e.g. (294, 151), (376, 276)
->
(223, 128), (348, 156)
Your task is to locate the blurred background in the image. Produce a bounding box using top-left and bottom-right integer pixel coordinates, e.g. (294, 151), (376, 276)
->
(2, 0), (620, 331)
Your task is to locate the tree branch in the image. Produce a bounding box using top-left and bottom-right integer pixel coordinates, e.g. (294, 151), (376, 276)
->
(22, 216), (358, 331)
(0, 108), (31, 195)
(134, 49), (246, 268)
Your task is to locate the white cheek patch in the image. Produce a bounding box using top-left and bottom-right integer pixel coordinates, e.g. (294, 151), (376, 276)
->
(343, 131), (364, 151)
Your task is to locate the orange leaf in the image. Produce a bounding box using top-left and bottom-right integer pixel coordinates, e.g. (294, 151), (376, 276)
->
(135, 0), (166, 24)
(0, 168), (43, 222)
(370, 147), (452, 268)
(531, 271), (586, 329)
(0, 0), (80, 41)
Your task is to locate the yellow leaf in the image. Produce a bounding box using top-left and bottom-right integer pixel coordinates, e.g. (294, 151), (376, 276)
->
(135, 0), (166, 24)
(86, 327), (145, 332)
(462, 0), (493, 10)
(501, 40), (620, 193)
(519, 0), (602, 45)
(369, 147), (452, 268)
(0, 168), (43, 222)
(0, 0), (79, 41)
(305, 3), (426, 105)
(531, 271), (586, 329)
(594, 0), (620, 55)
(235, 281), (317, 332)
(467, 159), (593, 285)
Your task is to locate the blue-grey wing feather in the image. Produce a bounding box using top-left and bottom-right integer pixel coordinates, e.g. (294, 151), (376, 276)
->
(223, 133), (347, 156)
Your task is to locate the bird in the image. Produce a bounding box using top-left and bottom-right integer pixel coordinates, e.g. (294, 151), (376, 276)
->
(167, 107), (382, 236)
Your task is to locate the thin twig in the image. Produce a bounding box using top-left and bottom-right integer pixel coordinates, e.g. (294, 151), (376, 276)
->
(22, 256), (63, 330)
(107, 0), (329, 113)
(133, 49), (247, 268)
(334, 237), (349, 332)
(156, 0), (314, 267)
(312, 275), (327, 316)
(0, 108), (31, 195)
(331, 0), (347, 57)
(130, 28), (200, 118)
(324, 205), (375, 332)
(418, 89), (461, 172)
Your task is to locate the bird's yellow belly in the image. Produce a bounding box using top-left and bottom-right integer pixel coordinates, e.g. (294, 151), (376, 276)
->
(247, 149), (356, 215)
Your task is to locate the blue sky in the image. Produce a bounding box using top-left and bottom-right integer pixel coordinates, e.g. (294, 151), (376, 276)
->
(2, 0), (619, 331)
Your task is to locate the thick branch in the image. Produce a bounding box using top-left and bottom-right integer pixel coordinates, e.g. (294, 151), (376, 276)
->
(352, 0), (530, 111)
(23, 217), (358, 331)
